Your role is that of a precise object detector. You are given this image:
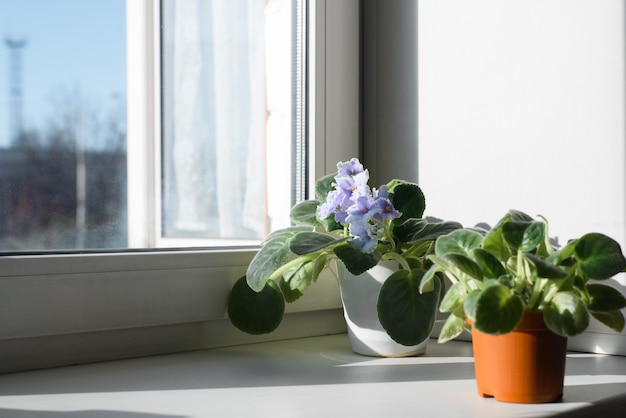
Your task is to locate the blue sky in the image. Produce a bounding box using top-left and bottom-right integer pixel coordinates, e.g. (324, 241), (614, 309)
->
(0, 0), (126, 147)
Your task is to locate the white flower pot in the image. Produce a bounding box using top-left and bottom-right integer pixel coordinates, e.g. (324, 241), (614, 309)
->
(336, 260), (430, 357)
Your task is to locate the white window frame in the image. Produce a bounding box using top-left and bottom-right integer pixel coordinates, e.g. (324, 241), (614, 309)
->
(0, 0), (360, 373)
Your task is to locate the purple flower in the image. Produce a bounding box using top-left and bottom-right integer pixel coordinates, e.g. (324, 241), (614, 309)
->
(336, 158), (364, 177)
(349, 221), (378, 253)
(374, 197), (400, 221)
(345, 195), (380, 225)
(371, 185), (401, 221)
(316, 158), (402, 253)
(335, 170), (370, 198)
(318, 189), (341, 220)
(373, 185), (388, 199)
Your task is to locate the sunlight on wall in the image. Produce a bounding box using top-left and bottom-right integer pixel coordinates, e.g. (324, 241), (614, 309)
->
(418, 0), (625, 253)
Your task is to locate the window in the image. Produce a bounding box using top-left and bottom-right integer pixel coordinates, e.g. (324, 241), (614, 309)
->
(0, 0), (360, 373)
(0, 0), (309, 252)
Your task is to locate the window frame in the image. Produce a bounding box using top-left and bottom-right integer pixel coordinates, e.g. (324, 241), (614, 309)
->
(0, 0), (361, 373)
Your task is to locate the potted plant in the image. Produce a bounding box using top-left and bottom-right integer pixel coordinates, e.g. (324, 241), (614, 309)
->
(228, 158), (461, 356)
(420, 209), (626, 403)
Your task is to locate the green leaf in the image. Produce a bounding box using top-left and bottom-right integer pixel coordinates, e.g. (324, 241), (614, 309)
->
(472, 248), (507, 279)
(521, 221), (546, 252)
(435, 229), (484, 256)
(377, 268), (442, 346)
(409, 220), (464, 243)
(290, 200), (320, 226)
(393, 219), (427, 243)
(283, 261), (314, 294)
(544, 291), (589, 336)
(319, 214), (343, 233)
(289, 231), (340, 255)
(524, 253), (567, 279)
(311, 252), (330, 283)
(334, 244), (380, 275)
(586, 284), (626, 312)
(552, 239), (577, 264)
(462, 289), (482, 322)
(387, 181), (426, 223)
(279, 278), (304, 303)
(261, 226), (312, 245)
(590, 310), (625, 333)
(438, 312), (467, 343)
(473, 284), (524, 335)
(228, 276), (285, 334)
(315, 173), (336, 202)
(502, 221), (532, 252)
(482, 210), (533, 257)
(443, 253), (484, 280)
(248, 228), (304, 292)
(419, 265), (440, 293)
(439, 281), (468, 313)
(507, 209), (535, 222)
(575, 233), (626, 280)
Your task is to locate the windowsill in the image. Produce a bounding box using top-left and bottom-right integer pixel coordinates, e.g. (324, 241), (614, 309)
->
(0, 335), (625, 417)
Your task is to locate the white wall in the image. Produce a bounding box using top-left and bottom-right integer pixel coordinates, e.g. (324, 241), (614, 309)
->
(418, 0), (626, 256)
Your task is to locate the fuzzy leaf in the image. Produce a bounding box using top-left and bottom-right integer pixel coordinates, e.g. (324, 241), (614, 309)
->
(393, 219), (427, 243)
(482, 210), (534, 258)
(544, 291), (589, 337)
(438, 312), (467, 343)
(524, 253), (567, 279)
(247, 228), (304, 292)
(586, 284), (626, 312)
(435, 229), (484, 256)
(419, 265), (440, 293)
(473, 284), (524, 335)
(590, 310), (625, 333)
(462, 289), (482, 322)
(283, 261), (314, 294)
(409, 220), (464, 243)
(228, 276), (285, 334)
(444, 253), (484, 280)
(439, 281), (468, 313)
(521, 221), (546, 252)
(387, 181), (426, 223)
(290, 200), (320, 226)
(472, 248), (507, 279)
(502, 221), (532, 252)
(315, 173), (336, 202)
(289, 231), (340, 255)
(378, 269), (442, 346)
(279, 279), (304, 303)
(334, 244), (380, 275)
(261, 226), (312, 245)
(575, 233), (626, 280)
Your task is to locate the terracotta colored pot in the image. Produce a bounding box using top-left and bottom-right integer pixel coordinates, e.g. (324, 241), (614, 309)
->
(471, 312), (567, 403)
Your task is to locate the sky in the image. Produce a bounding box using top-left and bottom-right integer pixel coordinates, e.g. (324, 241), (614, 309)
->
(0, 0), (126, 148)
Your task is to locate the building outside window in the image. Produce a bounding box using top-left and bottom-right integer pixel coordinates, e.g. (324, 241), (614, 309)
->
(0, 0), (303, 252)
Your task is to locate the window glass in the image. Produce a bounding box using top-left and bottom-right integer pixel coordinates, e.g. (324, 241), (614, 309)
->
(0, 0), (127, 251)
(160, 0), (296, 242)
(0, 0), (303, 251)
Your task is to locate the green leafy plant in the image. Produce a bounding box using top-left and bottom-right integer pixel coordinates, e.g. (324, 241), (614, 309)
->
(420, 209), (626, 343)
(228, 158), (461, 345)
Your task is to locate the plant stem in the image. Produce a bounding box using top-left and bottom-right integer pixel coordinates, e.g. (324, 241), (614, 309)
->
(381, 251), (411, 271)
(268, 251), (328, 282)
(527, 278), (547, 311)
(515, 249), (527, 294)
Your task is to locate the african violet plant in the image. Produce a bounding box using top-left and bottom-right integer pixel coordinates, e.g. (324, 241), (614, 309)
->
(419, 209), (626, 343)
(228, 158), (461, 346)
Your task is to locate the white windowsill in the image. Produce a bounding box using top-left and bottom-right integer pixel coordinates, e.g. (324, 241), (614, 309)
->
(0, 334), (625, 418)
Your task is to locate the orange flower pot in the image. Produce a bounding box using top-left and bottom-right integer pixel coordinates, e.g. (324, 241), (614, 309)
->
(470, 312), (567, 403)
